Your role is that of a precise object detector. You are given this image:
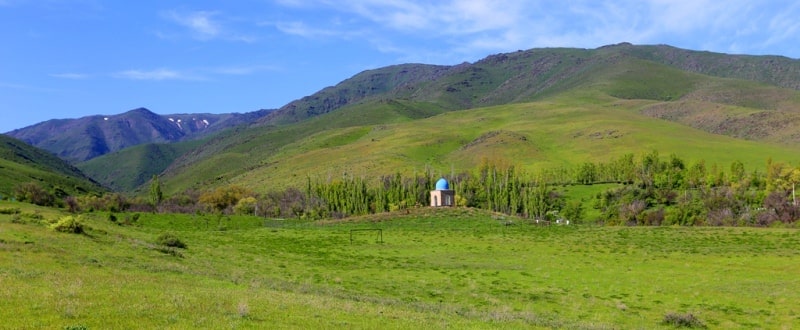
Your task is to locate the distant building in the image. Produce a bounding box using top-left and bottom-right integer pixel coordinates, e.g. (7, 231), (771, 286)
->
(430, 178), (455, 207)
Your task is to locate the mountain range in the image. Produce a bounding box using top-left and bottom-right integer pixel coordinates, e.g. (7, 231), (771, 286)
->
(4, 43), (800, 195)
(5, 108), (272, 162)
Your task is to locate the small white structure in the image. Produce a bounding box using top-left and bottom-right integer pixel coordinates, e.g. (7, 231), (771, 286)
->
(430, 178), (455, 207)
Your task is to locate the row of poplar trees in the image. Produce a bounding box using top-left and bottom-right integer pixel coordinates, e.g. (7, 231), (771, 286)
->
(303, 152), (800, 225)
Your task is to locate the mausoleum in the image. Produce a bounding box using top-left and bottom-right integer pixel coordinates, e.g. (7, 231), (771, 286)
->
(430, 178), (455, 207)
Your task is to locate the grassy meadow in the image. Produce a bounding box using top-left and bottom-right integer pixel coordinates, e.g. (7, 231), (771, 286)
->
(2, 200), (798, 329)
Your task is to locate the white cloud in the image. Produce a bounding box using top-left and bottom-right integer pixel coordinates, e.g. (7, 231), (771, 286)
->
(161, 10), (256, 42)
(272, 0), (800, 61)
(212, 64), (279, 75)
(50, 73), (89, 79)
(163, 10), (220, 40)
(272, 21), (338, 38)
(113, 64), (277, 81)
(115, 69), (199, 81)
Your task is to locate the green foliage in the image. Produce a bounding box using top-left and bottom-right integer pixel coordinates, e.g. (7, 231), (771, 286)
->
(155, 232), (187, 249)
(154, 152), (800, 227)
(199, 185), (253, 213)
(50, 216), (85, 234)
(149, 174), (163, 210)
(233, 196), (257, 215)
(76, 193), (130, 213)
(14, 182), (56, 207)
(0, 207), (20, 215)
(560, 199), (584, 223)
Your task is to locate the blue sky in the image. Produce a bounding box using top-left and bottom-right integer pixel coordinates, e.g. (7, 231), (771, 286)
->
(2, 0), (799, 133)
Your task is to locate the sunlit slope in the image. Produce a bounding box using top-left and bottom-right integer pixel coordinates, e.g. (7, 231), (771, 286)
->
(150, 53), (800, 194)
(160, 92), (800, 194)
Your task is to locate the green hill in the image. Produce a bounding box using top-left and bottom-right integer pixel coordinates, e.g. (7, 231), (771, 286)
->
(0, 135), (105, 198)
(159, 93), (800, 195)
(257, 44), (800, 127)
(77, 139), (205, 192)
(76, 44), (800, 194)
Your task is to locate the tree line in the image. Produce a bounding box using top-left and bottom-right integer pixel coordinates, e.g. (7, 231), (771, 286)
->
(8, 151), (800, 226)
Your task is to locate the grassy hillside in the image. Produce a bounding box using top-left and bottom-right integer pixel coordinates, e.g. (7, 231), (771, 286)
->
(158, 88), (800, 195)
(77, 139), (205, 192)
(0, 135), (105, 198)
(138, 47), (800, 196)
(74, 44), (800, 195)
(2, 202), (798, 328)
(258, 43), (800, 129)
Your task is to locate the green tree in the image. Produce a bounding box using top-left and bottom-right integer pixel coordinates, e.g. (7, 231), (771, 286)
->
(149, 175), (163, 211)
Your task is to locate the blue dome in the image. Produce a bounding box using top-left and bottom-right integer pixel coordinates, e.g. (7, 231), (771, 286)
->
(435, 178), (449, 190)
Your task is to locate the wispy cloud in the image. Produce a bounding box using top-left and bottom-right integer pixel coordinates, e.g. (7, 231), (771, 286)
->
(211, 64), (279, 75)
(113, 64), (277, 81)
(0, 81), (61, 93)
(271, 21), (340, 38)
(160, 10), (256, 42)
(114, 68), (201, 81)
(163, 10), (220, 40)
(274, 0), (800, 61)
(50, 73), (90, 79)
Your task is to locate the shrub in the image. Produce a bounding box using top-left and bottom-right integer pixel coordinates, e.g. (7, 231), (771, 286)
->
(50, 216), (84, 234)
(234, 196), (257, 215)
(662, 312), (706, 328)
(0, 207), (20, 215)
(118, 213), (140, 226)
(10, 215), (24, 224)
(14, 182), (56, 206)
(156, 232), (187, 249)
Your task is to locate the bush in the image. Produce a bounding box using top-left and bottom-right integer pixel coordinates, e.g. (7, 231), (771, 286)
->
(662, 312), (705, 328)
(50, 216), (84, 234)
(14, 182), (56, 206)
(156, 232), (187, 249)
(118, 213), (140, 226)
(0, 207), (20, 215)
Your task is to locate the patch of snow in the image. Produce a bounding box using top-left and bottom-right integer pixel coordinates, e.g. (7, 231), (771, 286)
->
(202, 119), (209, 126)
(104, 117), (108, 121)
(168, 118), (174, 122)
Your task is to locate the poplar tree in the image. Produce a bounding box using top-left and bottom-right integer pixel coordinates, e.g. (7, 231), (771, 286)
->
(149, 174), (163, 211)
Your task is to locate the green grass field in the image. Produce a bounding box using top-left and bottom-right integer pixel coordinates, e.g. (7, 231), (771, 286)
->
(1, 201), (798, 329)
